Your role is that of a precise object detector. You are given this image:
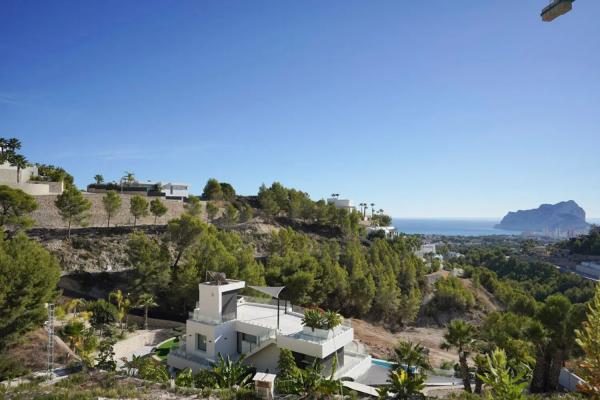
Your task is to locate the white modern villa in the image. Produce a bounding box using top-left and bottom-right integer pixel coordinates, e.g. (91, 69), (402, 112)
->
(327, 197), (356, 213)
(167, 276), (372, 380)
(0, 162), (64, 195)
(87, 179), (190, 201)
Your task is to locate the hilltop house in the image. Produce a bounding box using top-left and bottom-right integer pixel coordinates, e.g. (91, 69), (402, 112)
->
(0, 162), (64, 195)
(327, 197), (356, 213)
(167, 277), (372, 380)
(87, 180), (189, 201)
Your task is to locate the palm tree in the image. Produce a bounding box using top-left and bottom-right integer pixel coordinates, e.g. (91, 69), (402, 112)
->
(358, 203), (367, 219)
(277, 361), (341, 398)
(63, 320), (86, 350)
(0, 138), (8, 159)
(121, 171), (135, 192)
(478, 349), (528, 400)
(392, 340), (432, 376)
(136, 293), (158, 330)
(10, 154), (28, 183)
(377, 369), (425, 400)
(109, 289), (131, 332)
(370, 203), (375, 218)
(7, 138), (21, 152)
(441, 319), (476, 393)
(210, 354), (253, 389)
(94, 174), (104, 185)
(66, 298), (86, 317)
(529, 294), (579, 392)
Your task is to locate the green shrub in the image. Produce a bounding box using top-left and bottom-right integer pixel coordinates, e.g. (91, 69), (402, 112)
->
(0, 354), (30, 380)
(301, 308), (342, 330)
(85, 299), (117, 327)
(440, 360), (455, 370)
(430, 276), (475, 312)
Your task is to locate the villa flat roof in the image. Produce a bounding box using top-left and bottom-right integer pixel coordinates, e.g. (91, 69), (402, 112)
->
(237, 303), (303, 335)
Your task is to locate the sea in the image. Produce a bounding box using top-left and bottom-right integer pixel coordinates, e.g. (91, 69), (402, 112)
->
(392, 218), (600, 237)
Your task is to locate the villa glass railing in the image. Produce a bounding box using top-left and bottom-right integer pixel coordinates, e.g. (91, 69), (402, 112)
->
(237, 295), (286, 308)
(189, 310), (222, 325)
(286, 324), (353, 344)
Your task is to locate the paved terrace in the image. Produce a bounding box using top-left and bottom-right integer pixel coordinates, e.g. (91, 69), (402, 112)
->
(236, 302), (303, 335)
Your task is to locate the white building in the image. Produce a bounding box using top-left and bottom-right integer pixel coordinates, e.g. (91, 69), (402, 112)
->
(87, 180), (190, 201)
(366, 226), (397, 238)
(576, 262), (600, 280)
(327, 198), (356, 213)
(167, 278), (371, 379)
(0, 162), (64, 195)
(415, 244), (437, 259)
(151, 181), (190, 200)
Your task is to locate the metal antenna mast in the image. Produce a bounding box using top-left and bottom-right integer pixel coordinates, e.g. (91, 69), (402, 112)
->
(46, 303), (55, 376)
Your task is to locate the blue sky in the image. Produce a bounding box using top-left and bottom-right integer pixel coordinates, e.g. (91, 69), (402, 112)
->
(1, 1), (599, 218)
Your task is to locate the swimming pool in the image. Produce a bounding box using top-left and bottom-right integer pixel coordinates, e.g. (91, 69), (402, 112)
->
(371, 358), (418, 374)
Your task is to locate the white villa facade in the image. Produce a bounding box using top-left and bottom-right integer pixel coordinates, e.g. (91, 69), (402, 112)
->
(327, 198), (356, 213)
(167, 278), (371, 380)
(0, 162), (64, 195)
(87, 180), (190, 201)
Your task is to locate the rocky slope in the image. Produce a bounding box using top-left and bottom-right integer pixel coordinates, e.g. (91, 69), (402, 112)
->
(496, 200), (590, 232)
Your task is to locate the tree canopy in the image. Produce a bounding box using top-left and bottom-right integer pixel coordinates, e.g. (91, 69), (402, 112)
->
(0, 233), (60, 350)
(0, 185), (37, 231)
(102, 190), (121, 227)
(202, 178), (223, 200)
(54, 186), (92, 238)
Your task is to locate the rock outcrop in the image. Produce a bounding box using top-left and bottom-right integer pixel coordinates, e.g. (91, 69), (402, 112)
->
(496, 200), (590, 232)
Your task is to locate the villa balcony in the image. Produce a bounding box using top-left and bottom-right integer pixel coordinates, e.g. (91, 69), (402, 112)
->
(277, 324), (354, 359)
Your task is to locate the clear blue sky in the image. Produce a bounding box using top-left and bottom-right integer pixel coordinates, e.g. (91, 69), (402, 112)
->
(1, 0), (599, 218)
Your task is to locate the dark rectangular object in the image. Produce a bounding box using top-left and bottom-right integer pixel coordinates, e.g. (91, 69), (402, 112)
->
(541, 0), (574, 21)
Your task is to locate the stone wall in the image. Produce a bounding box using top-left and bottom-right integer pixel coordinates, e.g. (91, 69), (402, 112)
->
(3, 181), (51, 195)
(31, 192), (194, 228)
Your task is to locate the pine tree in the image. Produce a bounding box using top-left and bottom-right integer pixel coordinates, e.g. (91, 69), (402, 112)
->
(202, 178), (223, 200)
(150, 198), (168, 225)
(102, 190), (121, 227)
(54, 186), (92, 239)
(184, 195), (202, 217)
(0, 232), (60, 350)
(130, 195), (149, 229)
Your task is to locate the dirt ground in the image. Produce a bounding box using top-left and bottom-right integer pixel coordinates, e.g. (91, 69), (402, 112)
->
(351, 318), (459, 368)
(4, 328), (76, 372)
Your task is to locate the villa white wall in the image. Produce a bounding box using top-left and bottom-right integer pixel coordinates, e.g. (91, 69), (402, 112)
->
(327, 198), (352, 208)
(196, 281), (245, 322)
(184, 319), (237, 360)
(167, 353), (203, 373)
(197, 285), (222, 321)
(162, 183), (189, 199)
(0, 163), (37, 183)
(2, 182), (50, 195)
(243, 343), (280, 373)
(236, 321), (273, 338)
(214, 322), (237, 358)
(277, 328), (354, 359)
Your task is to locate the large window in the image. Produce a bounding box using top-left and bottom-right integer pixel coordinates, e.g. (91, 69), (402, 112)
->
(242, 333), (257, 344)
(196, 333), (207, 352)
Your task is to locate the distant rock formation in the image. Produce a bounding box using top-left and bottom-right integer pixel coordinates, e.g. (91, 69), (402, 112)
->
(495, 200), (590, 232)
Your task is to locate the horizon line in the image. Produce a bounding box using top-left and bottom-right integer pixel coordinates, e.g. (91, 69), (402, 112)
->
(391, 216), (600, 221)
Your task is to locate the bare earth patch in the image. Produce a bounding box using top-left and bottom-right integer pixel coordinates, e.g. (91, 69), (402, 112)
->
(351, 319), (459, 368)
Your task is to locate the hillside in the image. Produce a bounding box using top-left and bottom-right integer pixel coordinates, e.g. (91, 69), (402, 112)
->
(31, 193), (187, 228)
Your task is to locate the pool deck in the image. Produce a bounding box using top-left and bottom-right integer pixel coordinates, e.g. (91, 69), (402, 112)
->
(236, 303), (303, 335)
(355, 362), (464, 387)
